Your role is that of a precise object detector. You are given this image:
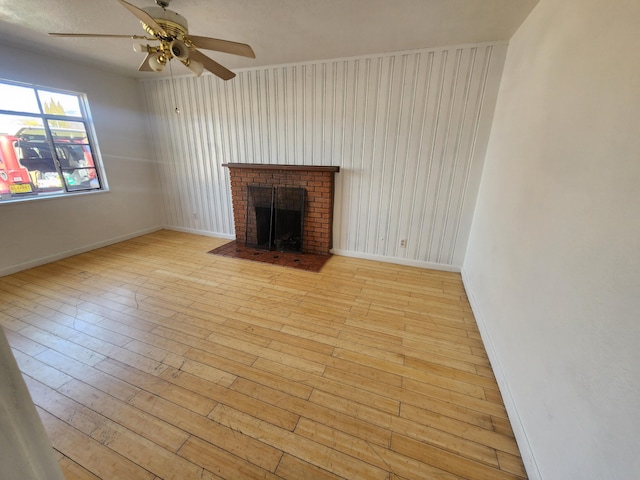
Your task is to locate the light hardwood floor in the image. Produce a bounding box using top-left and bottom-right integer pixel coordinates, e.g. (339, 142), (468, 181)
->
(0, 230), (527, 480)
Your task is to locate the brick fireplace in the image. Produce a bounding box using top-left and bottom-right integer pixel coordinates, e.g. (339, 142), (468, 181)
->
(223, 163), (340, 255)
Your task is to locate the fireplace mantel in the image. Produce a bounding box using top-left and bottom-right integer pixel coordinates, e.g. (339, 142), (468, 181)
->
(223, 163), (340, 255)
(223, 163), (340, 173)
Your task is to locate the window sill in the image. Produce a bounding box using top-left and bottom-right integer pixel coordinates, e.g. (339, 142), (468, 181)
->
(0, 188), (110, 206)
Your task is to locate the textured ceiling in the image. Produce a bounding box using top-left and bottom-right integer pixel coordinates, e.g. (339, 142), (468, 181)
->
(0, 0), (538, 78)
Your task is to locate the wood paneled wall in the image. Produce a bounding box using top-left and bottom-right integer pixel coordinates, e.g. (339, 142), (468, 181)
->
(140, 43), (507, 269)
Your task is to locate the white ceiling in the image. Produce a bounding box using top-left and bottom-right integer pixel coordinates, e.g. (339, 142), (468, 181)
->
(0, 0), (538, 79)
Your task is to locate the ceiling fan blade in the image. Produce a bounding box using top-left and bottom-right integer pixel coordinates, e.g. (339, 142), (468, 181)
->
(49, 33), (147, 39)
(186, 35), (255, 58)
(117, 0), (168, 37)
(138, 53), (153, 72)
(189, 49), (236, 80)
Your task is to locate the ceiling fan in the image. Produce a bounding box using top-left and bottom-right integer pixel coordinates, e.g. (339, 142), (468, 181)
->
(49, 0), (255, 80)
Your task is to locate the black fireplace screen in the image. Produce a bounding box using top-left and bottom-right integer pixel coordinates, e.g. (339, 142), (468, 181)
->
(274, 187), (305, 253)
(245, 185), (305, 253)
(246, 185), (274, 250)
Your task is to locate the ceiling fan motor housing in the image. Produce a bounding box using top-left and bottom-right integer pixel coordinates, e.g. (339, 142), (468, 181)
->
(140, 6), (188, 39)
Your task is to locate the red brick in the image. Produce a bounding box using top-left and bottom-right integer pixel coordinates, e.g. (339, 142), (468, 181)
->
(225, 165), (338, 255)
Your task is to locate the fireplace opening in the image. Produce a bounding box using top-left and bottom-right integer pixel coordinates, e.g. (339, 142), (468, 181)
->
(274, 187), (305, 253)
(246, 185), (306, 253)
(246, 186), (274, 250)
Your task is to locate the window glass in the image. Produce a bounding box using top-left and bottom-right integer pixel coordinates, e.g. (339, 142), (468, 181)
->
(15, 138), (62, 193)
(47, 120), (100, 191)
(37, 90), (83, 117)
(0, 80), (105, 202)
(0, 83), (40, 114)
(0, 113), (44, 137)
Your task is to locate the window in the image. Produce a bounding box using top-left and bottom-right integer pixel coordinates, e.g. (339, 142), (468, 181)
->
(0, 80), (105, 202)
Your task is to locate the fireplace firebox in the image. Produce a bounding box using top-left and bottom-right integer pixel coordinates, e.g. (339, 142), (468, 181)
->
(246, 185), (306, 253)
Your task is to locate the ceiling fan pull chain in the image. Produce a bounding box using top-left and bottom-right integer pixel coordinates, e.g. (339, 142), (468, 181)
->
(169, 60), (180, 114)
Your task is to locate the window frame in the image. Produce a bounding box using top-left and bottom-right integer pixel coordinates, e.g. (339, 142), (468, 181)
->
(0, 79), (107, 204)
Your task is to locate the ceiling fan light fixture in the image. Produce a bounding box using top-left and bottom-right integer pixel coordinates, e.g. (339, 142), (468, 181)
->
(170, 39), (189, 60)
(132, 43), (148, 53)
(182, 58), (204, 77)
(148, 52), (167, 72)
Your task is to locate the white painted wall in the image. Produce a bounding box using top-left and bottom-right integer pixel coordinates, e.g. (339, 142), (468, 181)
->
(141, 43), (507, 270)
(463, 0), (640, 478)
(0, 328), (65, 480)
(0, 43), (163, 276)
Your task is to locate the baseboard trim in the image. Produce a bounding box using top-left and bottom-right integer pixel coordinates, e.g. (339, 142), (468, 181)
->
(157, 233), (461, 272)
(460, 267), (542, 480)
(0, 226), (163, 278)
(162, 225), (236, 240)
(330, 248), (461, 273)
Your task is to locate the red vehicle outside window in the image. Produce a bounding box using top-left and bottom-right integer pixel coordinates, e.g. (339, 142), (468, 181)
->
(0, 135), (34, 195)
(0, 128), (99, 197)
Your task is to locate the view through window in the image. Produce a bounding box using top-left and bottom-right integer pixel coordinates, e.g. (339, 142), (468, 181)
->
(0, 80), (105, 202)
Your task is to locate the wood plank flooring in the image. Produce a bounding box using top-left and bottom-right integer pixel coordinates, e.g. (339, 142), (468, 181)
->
(0, 230), (527, 480)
